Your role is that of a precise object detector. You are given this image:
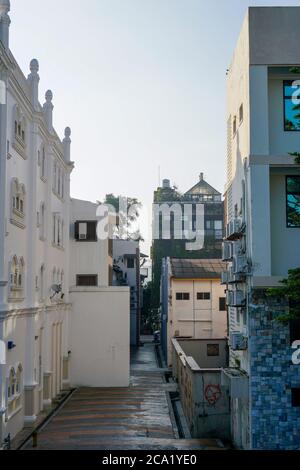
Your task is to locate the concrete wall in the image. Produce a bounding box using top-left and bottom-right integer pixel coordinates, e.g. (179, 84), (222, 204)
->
(172, 339), (230, 440)
(177, 338), (228, 369)
(69, 287), (130, 387)
(248, 7), (300, 65)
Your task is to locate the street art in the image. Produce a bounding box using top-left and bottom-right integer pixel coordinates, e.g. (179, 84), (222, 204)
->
(204, 384), (222, 405)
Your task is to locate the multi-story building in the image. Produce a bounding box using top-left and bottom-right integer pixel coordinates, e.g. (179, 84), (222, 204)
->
(152, 174), (224, 308)
(0, 0), (73, 441)
(113, 239), (147, 346)
(0, 1), (130, 445)
(223, 6), (300, 449)
(69, 199), (130, 388)
(161, 258), (227, 366)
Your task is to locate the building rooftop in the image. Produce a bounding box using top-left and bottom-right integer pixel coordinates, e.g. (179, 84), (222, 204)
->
(169, 258), (225, 279)
(184, 173), (221, 197)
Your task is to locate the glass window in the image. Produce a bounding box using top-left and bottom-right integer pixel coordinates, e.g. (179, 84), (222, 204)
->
(219, 297), (226, 311)
(207, 344), (219, 356)
(286, 176), (300, 227)
(284, 80), (300, 131)
(197, 292), (210, 300)
(176, 292), (190, 301)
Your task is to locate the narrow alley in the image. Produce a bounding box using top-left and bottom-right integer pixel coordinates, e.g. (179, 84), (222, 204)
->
(23, 338), (224, 450)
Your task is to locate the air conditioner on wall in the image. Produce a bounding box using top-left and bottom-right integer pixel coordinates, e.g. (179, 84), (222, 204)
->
(226, 290), (246, 307)
(221, 271), (229, 285)
(226, 218), (243, 240)
(232, 254), (248, 274)
(230, 332), (248, 351)
(222, 241), (233, 261)
(79, 222), (87, 240)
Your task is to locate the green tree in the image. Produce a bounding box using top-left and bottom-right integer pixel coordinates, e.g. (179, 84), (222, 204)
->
(101, 193), (144, 241)
(267, 268), (300, 323)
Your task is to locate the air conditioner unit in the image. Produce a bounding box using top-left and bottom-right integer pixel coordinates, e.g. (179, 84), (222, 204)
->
(221, 271), (229, 285)
(230, 332), (248, 350)
(79, 222), (87, 240)
(232, 254), (248, 274)
(228, 266), (244, 284)
(226, 290), (232, 306)
(232, 290), (246, 307)
(222, 241), (233, 261)
(226, 289), (245, 307)
(226, 218), (243, 240)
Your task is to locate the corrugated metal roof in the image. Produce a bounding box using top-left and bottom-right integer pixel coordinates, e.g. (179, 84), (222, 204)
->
(169, 258), (225, 279)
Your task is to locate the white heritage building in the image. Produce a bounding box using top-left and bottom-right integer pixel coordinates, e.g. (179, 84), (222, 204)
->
(0, 1), (129, 444)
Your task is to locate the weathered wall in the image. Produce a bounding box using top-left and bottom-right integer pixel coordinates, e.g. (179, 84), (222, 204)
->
(70, 287), (130, 387)
(172, 339), (230, 440)
(177, 338), (228, 369)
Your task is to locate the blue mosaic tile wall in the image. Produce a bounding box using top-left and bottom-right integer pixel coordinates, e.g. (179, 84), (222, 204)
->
(249, 292), (300, 449)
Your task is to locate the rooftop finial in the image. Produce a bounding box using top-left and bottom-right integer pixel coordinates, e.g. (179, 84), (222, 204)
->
(63, 127), (71, 163)
(43, 90), (54, 133)
(45, 89), (53, 103)
(30, 58), (39, 74)
(64, 127), (71, 138)
(28, 59), (40, 110)
(199, 172), (204, 181)
(0, 0), (11, 49)
(0, 0), (10, 13)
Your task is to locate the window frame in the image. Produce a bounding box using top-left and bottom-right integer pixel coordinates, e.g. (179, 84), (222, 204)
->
(176, 292), (190, 301)
(286, 175), (300, 228)
(283, 80), (300, 132)
(197, 292), (211, 300)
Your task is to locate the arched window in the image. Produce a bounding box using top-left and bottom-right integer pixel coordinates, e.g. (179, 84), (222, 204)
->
(15, 363), (23, 394)
(19, 257), (25, 289)
(11, 178), (26, 226)
(13, 105), (26, 148)
(7, 367), (16, 399)
(10, 255), (19, 290)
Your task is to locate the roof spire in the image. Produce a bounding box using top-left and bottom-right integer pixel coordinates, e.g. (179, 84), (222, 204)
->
(199, 172), (204, 181)
(0, 0), (11, 50)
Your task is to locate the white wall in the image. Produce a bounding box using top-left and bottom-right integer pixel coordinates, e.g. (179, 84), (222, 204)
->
(69, 287), (130, 387)
(70, 198), (111, 287)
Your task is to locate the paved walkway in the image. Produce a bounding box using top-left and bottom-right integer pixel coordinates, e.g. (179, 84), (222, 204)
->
(25, 338), (224, 450)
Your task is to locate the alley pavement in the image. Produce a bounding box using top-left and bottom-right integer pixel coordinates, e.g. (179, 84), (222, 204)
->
(24, 337), (224, 450)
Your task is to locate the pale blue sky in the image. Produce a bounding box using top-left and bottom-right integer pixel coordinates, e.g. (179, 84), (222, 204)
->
(9, 0), (300, 250)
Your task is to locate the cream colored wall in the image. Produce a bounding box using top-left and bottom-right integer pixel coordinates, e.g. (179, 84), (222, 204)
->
(167, 278), (227, 366)
(69, 287), (130, 387)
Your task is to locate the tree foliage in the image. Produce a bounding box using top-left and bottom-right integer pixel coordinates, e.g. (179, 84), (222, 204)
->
(102, 193), (144, 241)
(267, 268), (300, 323)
